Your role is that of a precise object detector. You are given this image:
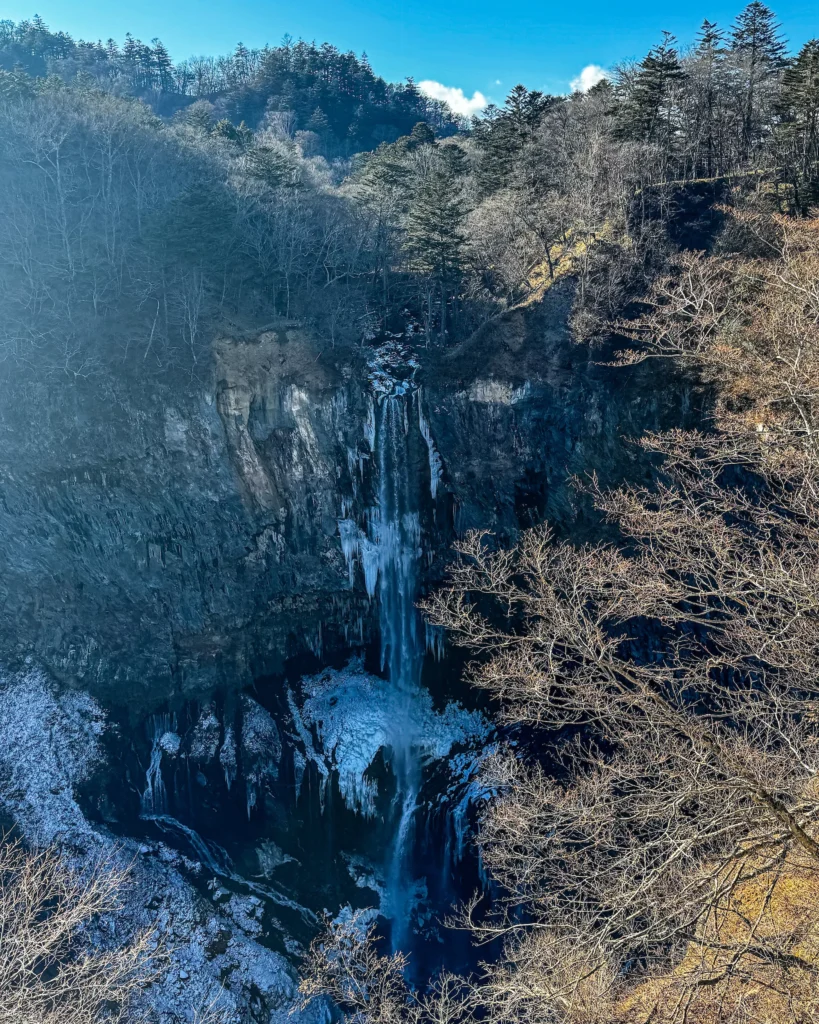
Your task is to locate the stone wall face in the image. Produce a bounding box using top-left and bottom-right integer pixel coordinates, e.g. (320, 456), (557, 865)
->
(0, 281), (698, 710)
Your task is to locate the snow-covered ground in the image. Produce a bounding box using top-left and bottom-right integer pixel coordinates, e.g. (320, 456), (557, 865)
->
(0, 668), (325, 1024)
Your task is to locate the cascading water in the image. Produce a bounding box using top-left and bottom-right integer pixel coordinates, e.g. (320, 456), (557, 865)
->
(330, 343), (491, 961)
(371, 394), (425, 952)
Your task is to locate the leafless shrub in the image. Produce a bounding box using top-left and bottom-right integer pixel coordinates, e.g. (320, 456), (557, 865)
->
(300, 912), (476, 1024)
(0, 839), (155, 1024)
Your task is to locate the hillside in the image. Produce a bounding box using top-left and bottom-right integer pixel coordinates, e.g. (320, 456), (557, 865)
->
(1, 5), (819, 1024)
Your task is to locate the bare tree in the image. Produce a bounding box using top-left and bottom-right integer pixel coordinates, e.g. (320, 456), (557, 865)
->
(0, 840), (155, 1024)
(298, 212), (819, 1024)
(417, 210), (819, 1023)
(300, 912), (476, 1024)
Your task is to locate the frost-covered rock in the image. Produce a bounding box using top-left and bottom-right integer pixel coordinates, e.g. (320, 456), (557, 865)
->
(241, 696), (282, 817)
(159, 731), (181, 757)
(189, 704), (221, 763)
(0, 669), (105, 844)
(0, 669), (325, 1024)
(256, 840), (297, 878)
(366, 339), (420, 398)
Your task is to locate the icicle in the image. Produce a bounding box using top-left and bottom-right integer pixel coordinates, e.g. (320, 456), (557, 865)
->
(286, 688), (329, 811)
(364, 396), (376, 451)
(339, 517), (379, 597)
(338, 518), (363, 586)
(292, 748), (306, 800)
(219, 726), (237, 791)
(418, 394), (443, 501)
(425, 623), (446, 661)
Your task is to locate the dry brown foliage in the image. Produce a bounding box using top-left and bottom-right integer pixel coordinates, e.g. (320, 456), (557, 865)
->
(0, 839), (156, 1024)
(304, 212), (819, 1023)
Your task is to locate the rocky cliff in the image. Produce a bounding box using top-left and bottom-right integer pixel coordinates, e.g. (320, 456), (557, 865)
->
(0, 280), (697, 713)
(0, 277), (706, 1020)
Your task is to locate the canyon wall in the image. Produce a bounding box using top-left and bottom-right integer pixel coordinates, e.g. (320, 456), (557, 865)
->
(0, 280), (696, 712)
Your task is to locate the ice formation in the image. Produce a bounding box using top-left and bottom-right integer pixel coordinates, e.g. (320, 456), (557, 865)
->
(142, 713), (179, 814)
(218, 726), (237, 790)
(301, 659), (488, 818)
(241, 695), (282, 817)
(418, 395), (444, 500)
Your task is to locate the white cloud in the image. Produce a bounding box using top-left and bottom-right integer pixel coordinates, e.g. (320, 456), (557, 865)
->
(418, 80), (488, 117)
(570, 64), (608, 93)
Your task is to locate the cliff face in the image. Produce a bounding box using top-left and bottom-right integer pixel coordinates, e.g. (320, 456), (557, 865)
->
(422, 283), (697, 544)
(0, 328), (371, 707)
(0, 281), (696, 711)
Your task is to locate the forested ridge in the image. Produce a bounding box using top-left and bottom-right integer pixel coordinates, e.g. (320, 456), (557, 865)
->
(1, 3), (817, 395)
(3, 4), (819, 1023)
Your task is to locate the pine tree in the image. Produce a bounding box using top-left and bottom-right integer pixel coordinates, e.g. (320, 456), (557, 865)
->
(151, 38), (173, 92)
(779, 39), (819, 200)
(136, 39), (154, 90)
(307, 106), (331, 135)
(404, 158), (467, 339)
(473, 86), (556, 196)
(233, 42), (251, 83)
(690, 20), (728, 176)
(731, 2), (787, 157)
(617, 32), (685, 171)
(121, 33), (139, 89)
(731, 1), (787, 65)
(408, 121), (435, 148)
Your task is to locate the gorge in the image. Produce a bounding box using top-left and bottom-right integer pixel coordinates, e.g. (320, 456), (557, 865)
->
(0, 279), (697, 1017)
(2, 7), (819, 1021)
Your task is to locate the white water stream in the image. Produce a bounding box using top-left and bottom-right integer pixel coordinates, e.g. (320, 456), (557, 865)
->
(370, 395), (425, 949)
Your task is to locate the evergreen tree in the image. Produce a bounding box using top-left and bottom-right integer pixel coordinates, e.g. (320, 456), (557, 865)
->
(121, 33), (139, 88)
(689, 19), (729, 176)
(233, 42), (251, 83)
(151, 38), (174, 91)
(408, 121), (435, 148)
(403, 155), (467, 339)
(616, 32), (685, 171)
(731, 2), (787, 157)
(731, 1), (787, 64)
(472, 86), (558, 196)
(306, 106), (331, 135)
(779, 39), (819, 201)
(136, 39), (154, 90)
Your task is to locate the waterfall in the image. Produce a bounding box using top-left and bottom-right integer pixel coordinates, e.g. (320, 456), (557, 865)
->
(327, 343), (486, 958)
(371, 395), (425, 952)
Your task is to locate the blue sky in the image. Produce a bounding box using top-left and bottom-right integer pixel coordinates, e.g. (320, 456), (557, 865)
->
(5, 0), (817, 109)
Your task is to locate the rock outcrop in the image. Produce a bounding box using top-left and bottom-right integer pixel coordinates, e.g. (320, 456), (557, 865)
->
(0, 282), (697, 712)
